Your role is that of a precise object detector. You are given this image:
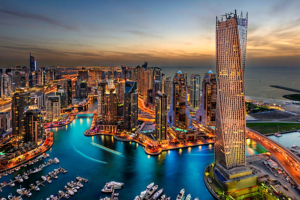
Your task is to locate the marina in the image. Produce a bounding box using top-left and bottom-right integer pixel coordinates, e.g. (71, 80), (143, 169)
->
(0, 114), (268, 199)
(0, 156), (59, 192)
(46, 176), (88, 200)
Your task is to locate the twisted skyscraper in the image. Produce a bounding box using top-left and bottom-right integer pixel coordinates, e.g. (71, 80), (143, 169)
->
(215, 10), (248, 169)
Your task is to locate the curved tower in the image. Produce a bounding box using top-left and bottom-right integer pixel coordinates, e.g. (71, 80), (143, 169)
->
(215, 10), (248, 169)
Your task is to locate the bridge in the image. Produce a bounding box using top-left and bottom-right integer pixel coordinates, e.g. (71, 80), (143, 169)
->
(247, 128), (300, 186)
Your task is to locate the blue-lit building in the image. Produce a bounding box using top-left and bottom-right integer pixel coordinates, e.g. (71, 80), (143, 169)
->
(123, 81), (138, 131)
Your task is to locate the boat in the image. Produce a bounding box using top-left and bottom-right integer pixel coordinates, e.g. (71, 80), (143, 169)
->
(165, 197), (171, 200)
(101, 186), (113, 193)
(139, 190), (147, 198)
(147, 182), (155, 190)
(54, 158), (60, 164)
(176, 189), (185, 200)
(134, 197), (141, 200)
(146, 185), (158, 199)
(292, 144), (298, 148)
(152, 188), (163, 200)
(105, 181), (124, 189)
(41, 176), (47, 181)
(67, 190), (74, 196)
(185, 194), (191, 200)
(72, 188), (77, 193)
(275, 133), (282, 137)
(32, 168), (41, 173)
(160, 195), (166, 200)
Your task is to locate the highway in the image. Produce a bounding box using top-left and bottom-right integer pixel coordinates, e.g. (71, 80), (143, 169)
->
(247, 128), (300, 187)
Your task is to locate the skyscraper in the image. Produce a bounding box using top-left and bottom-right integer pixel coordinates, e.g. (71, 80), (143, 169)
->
(196, 70), (217, 126)
(205, 11), (258, 197)
(0, 74), (11, 98)
(46, 96), (61, 121)
(0, 112), (10, 135)
(24, 108), (43, 143)
(78, 68), (89, 81)
(164, 77), (172, 109)
(29, 52), (36, 72)
(155, 91), (167, 143)
(66, 79), (72, 105)
(12, 88), (30, 137)
(97, 80), (108, 114)
(168, 70), (192, 129)
(215, 10), (248, 169)
(190, 74), (201, 108)
(123, 81), (138, 131)
(102, 81), (118, 125)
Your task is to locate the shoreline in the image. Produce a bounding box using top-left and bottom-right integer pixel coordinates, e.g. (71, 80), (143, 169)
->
(0, 133), (54, 173)
(86, 132), (214, 155)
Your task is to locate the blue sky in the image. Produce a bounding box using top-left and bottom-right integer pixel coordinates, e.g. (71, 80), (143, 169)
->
(1, 0), (300, 67)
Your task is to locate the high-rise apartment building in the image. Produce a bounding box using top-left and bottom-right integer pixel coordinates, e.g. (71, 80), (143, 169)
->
(155, 91), (167, 142)
(46, 96), (61, 121)
(215, 11), (248, 169)
(78, 68), (89, 81)
(75, 77), (88, 98)
(29, 52), (36, 72)
(168, 70), (192, 129)
(24, 108), (43, 143)
(0, 112), (10, 135)
(190, 74), (201, 108)
(30, 92), (45, 110)
(12, 88), (30, 137)
(0, 74), (11, 98)
(196, 70), (217, 126)
(89, 69), (103, 87)
(123, 81), (138, 131)
(101, 82), (118, 125)
(165, 77), (172, 109)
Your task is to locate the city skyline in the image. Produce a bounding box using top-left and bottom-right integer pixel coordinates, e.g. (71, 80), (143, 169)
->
(1, 0), (300, 67)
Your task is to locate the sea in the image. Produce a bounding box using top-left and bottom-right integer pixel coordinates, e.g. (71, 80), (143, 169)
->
(161, 66), (300, 101)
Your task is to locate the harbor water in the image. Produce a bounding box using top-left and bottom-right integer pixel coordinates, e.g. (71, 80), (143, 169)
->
(0, 113), (267, 200)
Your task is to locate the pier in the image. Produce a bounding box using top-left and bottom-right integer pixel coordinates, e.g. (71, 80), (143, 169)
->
(15, 167), (68, 199)
(0, 157), (58, 191)
(270, 85), (300, 93)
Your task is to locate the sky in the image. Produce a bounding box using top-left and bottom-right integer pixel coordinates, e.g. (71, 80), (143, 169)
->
(0, 0), (300, 68)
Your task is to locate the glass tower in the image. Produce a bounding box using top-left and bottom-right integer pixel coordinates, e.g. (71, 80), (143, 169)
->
(215, 10), (248, 169)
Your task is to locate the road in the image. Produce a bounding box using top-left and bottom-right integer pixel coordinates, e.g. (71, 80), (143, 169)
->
(247, 129), (300, 187)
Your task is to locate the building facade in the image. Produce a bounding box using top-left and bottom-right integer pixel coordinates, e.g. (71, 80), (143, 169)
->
(46, 96), (61, 121)
(155, 91), (167, 143)
(24, 108), (43, 143)
(215, 11), (248, 169)
(168, 70), (192, 129)
(190, 74), (201, 108)
(12, 88), (30, 137)
(196, 70), (217, 126)
(123, 81), (138, 131)
(0, 112), (10, 135)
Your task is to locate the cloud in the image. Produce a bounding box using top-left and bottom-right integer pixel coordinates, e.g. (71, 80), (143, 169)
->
(0, 8), (77, 31)
(127, 30), (162, 38)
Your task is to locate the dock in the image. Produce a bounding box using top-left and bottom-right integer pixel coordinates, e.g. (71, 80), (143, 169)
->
(270, 85), (300, 93)
(47, 176), (88, 200)
(0, 158), (57, 191)
(15, 167), (67, 199)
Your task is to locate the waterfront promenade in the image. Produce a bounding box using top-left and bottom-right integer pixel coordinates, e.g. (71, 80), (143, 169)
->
(0, 132), (54, 173)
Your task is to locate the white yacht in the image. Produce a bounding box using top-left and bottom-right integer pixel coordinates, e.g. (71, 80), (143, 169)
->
(176, 189), (185, 200)
(185, 194), (191, 200)
(152, 188), (163, 200)
(147, 182), (154, 190)
(54, 158), (60, 164)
